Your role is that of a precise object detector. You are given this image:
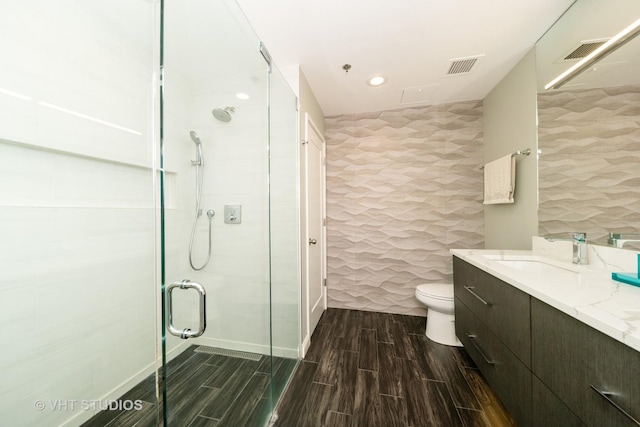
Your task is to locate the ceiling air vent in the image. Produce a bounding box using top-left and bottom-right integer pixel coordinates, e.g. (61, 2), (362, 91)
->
(446, 55), (483, 76)
(562, 39), (608, 61)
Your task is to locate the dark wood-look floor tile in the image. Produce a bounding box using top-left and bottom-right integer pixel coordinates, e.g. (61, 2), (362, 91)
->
(167, 363), (220, 411)
(304, 324), (333, 362)
(87, 346), (282, 427)
(324, 411), (351, 427)
(360, 309), (377, 329)
(407, 333), (437, 380)
(274, 361), (319, 426)
(378, 342), (403, 397)
(318, 307), (339, 326)
(392, 320), (417, 360)
(328, 350), (358, 415)
(268, 357), (298, 400)
(422, 338), (481, 410)
(168, 385), (221, 425)
(106, 401), (157, 427)
(168, 353), (213, 386)
(358, 328), (379, 371)
(451, 346), (477, 369)
(423, 379), (463, 427)
(457, 407), (494, 427)
(339, 310), (363, 352)
(198, 362), (261, 420)
(399, 357), (432, 427)
(242, 397), (273, 427)
(460, 367), (516, 426)
(220, 373), (271, 427)
(352, 369), (382, 427)
(331, 309), (349, 334)
(256, 354), (280, 374)
(166, 345), (199, 374)
(294, 382), (334, 426)
(120, 374), (156, 403)
(380, 394), (407, 427)
(314, 348), (341, 385)
(375, 312), (394, 344)
(188, 415), (219, 427)
(402, 314), (426, 336)
(81, 407), (124, 427)
(270, 359), (299, 402)
(206, 354), (231, 367)
(202, 357), (248, 388)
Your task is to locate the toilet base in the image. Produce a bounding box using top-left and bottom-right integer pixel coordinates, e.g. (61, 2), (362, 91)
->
(425, 309), (463, 347)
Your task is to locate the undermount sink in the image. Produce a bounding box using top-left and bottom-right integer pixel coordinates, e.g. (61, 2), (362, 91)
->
(482, 254), (580, 275)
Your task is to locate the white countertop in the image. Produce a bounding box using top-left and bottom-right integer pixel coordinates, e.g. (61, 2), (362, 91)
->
(451, 239), (640, 353)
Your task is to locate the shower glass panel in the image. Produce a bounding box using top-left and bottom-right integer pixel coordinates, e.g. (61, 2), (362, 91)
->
(0, 1), (159, 426)
(0, 0), (298, 424)
(161, 0), (299, 424)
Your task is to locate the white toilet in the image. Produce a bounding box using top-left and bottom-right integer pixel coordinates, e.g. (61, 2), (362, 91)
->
(415, 283), (462, 347)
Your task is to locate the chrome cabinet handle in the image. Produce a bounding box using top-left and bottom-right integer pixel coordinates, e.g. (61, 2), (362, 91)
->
(464, 286), (492, 306)
(309, 238), (317, 245)
(467, 334), (495, 365)
(167, 280), (206, 339)
(590, 385), (640, 425)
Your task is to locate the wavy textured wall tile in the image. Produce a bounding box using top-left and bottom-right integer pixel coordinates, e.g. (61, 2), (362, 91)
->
(325, 102), (484, 316)
(538, 85), (640, 244)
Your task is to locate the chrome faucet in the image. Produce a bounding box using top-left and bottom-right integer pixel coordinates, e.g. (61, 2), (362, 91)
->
(607, 232), (640, 248)
(544, 232), (588, 265)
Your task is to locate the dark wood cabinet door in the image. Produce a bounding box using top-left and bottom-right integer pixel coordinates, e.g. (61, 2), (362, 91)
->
(453, 256), (531, 367)
(532, 298), (640, 427)
(456, 297), (532, 427)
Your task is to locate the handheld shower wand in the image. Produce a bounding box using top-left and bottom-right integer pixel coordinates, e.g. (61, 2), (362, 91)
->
(188, 131), (214, 270)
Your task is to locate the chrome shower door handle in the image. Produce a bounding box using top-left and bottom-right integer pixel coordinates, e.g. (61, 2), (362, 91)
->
(167, 280), (207, 339)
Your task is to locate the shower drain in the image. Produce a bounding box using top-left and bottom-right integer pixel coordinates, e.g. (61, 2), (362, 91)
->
(194, 346), (262, 361)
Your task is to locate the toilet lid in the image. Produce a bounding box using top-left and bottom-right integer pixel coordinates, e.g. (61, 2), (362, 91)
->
(416, 283), (454, 301)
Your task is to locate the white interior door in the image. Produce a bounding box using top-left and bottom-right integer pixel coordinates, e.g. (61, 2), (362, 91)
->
(306, 115), (326, 337)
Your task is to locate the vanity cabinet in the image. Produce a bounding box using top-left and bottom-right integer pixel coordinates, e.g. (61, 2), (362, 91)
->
(453, 256), (532, 426)
(532, 298), (640, 427)
(453, 256), (640, 427)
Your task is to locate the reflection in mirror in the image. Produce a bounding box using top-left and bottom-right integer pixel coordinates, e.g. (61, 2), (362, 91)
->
(536, 0), (640, 247)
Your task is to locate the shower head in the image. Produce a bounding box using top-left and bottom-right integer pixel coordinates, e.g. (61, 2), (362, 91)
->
(189, 130), (202, 145)
(212, 106), (235, 122)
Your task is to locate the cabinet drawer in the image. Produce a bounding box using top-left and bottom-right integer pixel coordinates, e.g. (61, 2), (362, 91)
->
(532, 298), (640, 427)
(453, 256), (531, 367)
(456, 298), (532, 427)
(532, 374), (583, 427)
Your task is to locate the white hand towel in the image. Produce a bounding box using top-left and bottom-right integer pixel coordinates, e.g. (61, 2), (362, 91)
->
(483, 154), (515, 204)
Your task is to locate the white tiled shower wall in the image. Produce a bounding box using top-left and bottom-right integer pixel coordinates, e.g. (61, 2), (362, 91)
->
(0, 2), (157, 426)
(0, 1), (300, 426)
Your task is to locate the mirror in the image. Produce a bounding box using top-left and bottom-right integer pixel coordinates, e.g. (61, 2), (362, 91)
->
(536, 0), (640, 247)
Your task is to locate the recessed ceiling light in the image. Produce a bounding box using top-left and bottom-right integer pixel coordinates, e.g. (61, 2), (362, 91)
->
(235, 92), (250, 100)
(367, 75), (386, 86)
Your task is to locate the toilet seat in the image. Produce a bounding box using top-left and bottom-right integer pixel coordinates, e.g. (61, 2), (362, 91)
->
(416, 283), (454, 301)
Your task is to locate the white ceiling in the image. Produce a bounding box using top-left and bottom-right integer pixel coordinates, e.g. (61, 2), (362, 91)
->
(236, 0), (575, 116)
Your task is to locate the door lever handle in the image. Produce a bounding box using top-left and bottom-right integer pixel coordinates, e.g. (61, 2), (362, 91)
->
(309, 238), (317, 245)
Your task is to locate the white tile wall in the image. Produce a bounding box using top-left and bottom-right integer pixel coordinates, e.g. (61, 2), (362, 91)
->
(0, 2), (158, 426)
(0, 1), (300, 425)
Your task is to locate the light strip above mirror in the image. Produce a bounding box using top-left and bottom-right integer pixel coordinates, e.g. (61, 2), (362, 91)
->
(545, 17), (640, 90)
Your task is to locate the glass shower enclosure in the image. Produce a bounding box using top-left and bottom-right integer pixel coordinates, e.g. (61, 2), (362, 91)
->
(0, 0), (299, 425)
